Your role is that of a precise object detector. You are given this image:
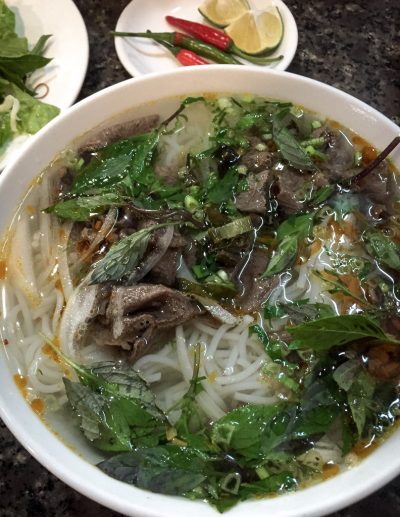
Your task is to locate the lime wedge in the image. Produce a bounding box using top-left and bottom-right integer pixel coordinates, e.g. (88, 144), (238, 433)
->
(198, 0), (250, 28)
(225, 7), (284, 55)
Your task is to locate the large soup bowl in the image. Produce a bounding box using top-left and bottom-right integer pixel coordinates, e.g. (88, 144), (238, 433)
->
(0, 66), (399, 517)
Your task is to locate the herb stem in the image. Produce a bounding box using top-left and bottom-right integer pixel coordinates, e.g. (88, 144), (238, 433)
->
(347, 136), (400, 186)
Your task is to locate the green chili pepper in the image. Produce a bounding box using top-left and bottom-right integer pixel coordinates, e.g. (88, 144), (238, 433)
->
(113, 30), (241, 65)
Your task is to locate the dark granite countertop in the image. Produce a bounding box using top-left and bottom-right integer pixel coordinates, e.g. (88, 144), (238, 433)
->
(1, 1), (400, 516)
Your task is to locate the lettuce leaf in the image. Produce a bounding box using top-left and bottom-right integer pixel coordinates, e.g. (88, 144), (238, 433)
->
(0, 78), (59, 135)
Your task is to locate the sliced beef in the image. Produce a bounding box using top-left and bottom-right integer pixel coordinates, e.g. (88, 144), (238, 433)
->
(275, 168), (308, 214)
(154, 163), (180, 185)
(355, 164), (400, 213)
(324, 129), (355, 174)
(106, 284), (202, 361)
(235, 246), (278, 313)
(78, 114), (160, 153)
(240, 148), (273, 173)
(367, 344), (400, 380)
(144, 227), (187, 286)
(235, 170), (272, 215)
(76, 283), (202, 362)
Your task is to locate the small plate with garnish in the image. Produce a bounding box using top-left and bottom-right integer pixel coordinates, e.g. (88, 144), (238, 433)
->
(114, 0), (298, 76)
(0, 0), (89, 170)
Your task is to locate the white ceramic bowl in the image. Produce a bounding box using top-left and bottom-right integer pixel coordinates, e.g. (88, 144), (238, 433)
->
(1, 66), (399, 517)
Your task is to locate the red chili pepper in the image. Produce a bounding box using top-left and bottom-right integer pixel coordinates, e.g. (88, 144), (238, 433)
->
(157, 39), (209, 66)
(175, 48), (209, 66)
(165, 15), (231, 51)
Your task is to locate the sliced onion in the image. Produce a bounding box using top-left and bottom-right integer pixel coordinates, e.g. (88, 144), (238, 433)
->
(191, 294), (238, 325)
(76, 207), (118, 266)
(59, 274), (98, 358)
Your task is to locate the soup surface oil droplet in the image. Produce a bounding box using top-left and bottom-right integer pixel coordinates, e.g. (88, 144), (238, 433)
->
(30, 398), (44, 415)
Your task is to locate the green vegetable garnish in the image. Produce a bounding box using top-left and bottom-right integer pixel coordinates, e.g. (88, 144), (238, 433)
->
(0, 1), (59, 159)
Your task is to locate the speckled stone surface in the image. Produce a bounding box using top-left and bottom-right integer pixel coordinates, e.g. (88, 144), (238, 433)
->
(1, 1), (400, 516)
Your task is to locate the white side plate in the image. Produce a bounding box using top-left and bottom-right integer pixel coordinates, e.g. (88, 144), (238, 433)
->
(115, 0), (298, 76)
(0, 0), (89, 169)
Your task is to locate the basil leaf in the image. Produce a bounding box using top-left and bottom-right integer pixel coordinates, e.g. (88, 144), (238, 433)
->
(71, 132), (154, 194)
(276, 212), (314, 241)
(288, 314), (394, 351)
(279, 301), (335, 324)
(207, 167), (238, 205)
(45, 192), (126, 221)
(262, 213), (314, 278)
(308, 185), (335, 206)
(261, 235), (297, 278)
(125, 130), (159, 191)
(211, 404), (292, 459)
(347, 369), (375, 436)
(239, 473), (296, 499)
(98, 446), (208, 495)
(273, 124), (318, 172)
(64, 378), (166, 452)
(249, 324), (283, 361)
(64, 379), (132, 451)
(84, 361), (164, 419)
(363, 229), (400, 271)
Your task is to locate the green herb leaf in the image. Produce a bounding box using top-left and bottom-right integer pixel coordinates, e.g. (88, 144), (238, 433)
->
(249, 324), (283, 361)
(44, 192), (126, 221)
(63, 369), (166, 451)
(273, 115), (318, 172)
(0, 78), (59, 134)
(30, 34), (52, 56)
(208, 216), (253, 243)
(207, 167), (239, 205)
(278, 301), (336, 324)
(211, 404), (292, 459)
(308, 185), (335, 206)
(261, 235), (297, 278)
(170, 344), (209, 449)
(363, 229), (400, 271)
(91, 222), (177, 284)
(262, 213), (314, 278)
(276, 212), (314, 241)
(347, 369), (375, 436)
(70, 132), (153, 194)
(98, 445), (208, 495)
(239, 473), (296, 499)
(288, 314), (395, 351)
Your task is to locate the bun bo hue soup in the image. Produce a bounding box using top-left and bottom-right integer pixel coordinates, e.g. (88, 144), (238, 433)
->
(2, 94), (400, 511)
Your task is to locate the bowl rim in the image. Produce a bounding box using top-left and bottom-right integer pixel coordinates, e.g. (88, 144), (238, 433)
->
(1, 65), (400, 517)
